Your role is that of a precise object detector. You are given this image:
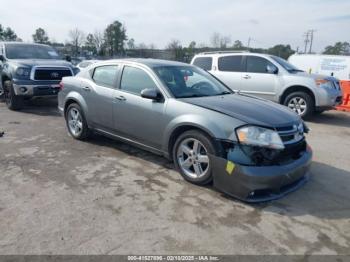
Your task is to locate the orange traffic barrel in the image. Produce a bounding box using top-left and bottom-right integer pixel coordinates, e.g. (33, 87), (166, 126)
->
(336, 81), (350, 112)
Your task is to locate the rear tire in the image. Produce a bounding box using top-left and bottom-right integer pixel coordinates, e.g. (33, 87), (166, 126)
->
(284, 91), (314, 119)
(65, 103), (90, 140)
(173, 130), (216, 185)
(4, 80), (23, 110)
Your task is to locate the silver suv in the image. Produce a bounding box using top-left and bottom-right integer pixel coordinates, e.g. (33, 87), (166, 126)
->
(191, 52), (343, 118)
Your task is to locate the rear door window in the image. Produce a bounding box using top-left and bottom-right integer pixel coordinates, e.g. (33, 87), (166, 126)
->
(218, 56), (244, 72)
(246, 56), (275, 73)
(92, 65), (119, 88)
(192, 57), (213, 71)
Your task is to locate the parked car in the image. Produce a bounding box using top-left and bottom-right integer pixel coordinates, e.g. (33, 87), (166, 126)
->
(76, 60), (99, 70)
(0, 42), (79, 110)
(191, 51), (343, 118)
(58, 59), (312, 202)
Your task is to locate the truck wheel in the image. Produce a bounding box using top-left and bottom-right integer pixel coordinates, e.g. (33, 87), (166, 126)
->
(173, 130), (216, 185)
(4, 80), (23, 110)
(284, 92), (314, 119)
(65, 103), (90, 140)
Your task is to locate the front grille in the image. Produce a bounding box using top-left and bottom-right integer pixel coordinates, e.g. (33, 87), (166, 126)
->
(276, 125), (304, 145)
(34, 68), (72, 81)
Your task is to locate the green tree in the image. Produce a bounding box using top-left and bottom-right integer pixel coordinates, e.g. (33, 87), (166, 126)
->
(323, 42), (350, 55)
(233, 40), (244, 49)
(267, 44), (295, 59)
(104, 21), (127, 56)
(32, 28), (50, 44)
(1, 27), (17, 41)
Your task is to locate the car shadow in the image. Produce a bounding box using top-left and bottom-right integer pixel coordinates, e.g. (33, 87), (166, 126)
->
(19, 97), (60, 117)
(87, 133), (350, 220)
(307, 110), (350, 128)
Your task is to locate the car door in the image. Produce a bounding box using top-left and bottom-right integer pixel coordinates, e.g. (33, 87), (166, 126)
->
(81, 64), (119, 131)
(241, 56), (279, 100)
(211, 55), (245, 91)
(112, 65), (167, 150)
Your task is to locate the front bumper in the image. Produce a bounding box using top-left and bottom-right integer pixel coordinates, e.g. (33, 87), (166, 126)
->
(12, 79), (61, 97)
(315, 86), (343, 108)
(210, 146), (312, 202)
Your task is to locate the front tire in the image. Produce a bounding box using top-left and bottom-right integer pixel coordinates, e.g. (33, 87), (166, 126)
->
(284, 91), (314, 119)
(65, 103), (90, 140)
(173, 130), (216, 185)
(4, 80), (23, 110)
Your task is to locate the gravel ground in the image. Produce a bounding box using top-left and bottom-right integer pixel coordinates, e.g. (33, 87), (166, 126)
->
(0, 98), (349, 255)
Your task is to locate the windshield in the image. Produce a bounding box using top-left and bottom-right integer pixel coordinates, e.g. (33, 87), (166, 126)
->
(5, 44), (60, 60)
(270, 55), (303, 72)
(153, 66), (232, 98)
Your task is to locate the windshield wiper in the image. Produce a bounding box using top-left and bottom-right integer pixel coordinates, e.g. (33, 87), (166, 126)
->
(178, 94), (210, 98)
(288, 69), (304, 73)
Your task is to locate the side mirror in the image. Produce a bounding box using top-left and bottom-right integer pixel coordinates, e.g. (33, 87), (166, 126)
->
(267, 64), (278, 74)
(141, 88), (163, 101)
(0, 54), (5, 62)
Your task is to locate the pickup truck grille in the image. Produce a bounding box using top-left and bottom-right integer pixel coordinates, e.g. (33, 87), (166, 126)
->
(276, 125), (304, 145)
(33, 68), (72, 81)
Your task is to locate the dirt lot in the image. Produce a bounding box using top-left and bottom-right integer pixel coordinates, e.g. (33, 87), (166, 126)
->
(0, 98), (349, 255)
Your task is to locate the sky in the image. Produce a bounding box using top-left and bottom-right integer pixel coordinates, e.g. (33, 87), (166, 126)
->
(0, 0), (349, 52)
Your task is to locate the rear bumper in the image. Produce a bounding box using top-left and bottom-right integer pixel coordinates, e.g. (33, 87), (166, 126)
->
(12, 80), (61, 97)
(210, 147), (312, 202)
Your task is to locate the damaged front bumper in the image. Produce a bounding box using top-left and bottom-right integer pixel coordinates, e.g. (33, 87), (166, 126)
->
(210, 143), (312, 202)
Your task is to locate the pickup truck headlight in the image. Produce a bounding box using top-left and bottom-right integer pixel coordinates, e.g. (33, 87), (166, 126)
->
(315, 79), (334, 89)
(15, 67), (31, 78)
(236, 126), (285, 150)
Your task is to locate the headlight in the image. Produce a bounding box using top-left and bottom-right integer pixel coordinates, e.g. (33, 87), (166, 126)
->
(15, 67), (31, 78)
(236, 126), (285, 150)
(315, 79), (334, 89)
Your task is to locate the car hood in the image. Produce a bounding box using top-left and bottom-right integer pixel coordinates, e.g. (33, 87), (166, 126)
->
(180, 94), (301, 128)
(9, 59), (73, 68)
(295, 71), (338, 81)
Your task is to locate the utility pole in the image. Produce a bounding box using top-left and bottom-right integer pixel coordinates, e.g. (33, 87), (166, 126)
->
(303, 31), (310, 54)
(308, 29), (316, 54)
(247, 37), (251, 48)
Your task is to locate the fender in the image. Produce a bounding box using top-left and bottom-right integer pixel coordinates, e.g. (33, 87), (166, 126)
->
(64, 91), (89, 118)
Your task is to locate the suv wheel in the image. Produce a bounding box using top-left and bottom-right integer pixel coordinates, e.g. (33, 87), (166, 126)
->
(65, 103), (90, 140)
(173, 130), (216, 185)
(284, 91), (314, 119)
(4, 80), (24, 110)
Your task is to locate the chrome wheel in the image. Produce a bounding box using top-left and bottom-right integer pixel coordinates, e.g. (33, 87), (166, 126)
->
(288, 97), (307, 116)
(177, 138), (210, 179)
(68, 107), (83, 136)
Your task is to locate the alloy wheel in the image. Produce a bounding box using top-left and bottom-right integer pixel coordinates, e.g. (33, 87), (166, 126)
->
(68, 107), (83, 136)
(288, 97), (307, 116)
(177, 138), (210, 179)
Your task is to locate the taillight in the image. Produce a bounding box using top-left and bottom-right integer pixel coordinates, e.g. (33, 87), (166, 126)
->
(59, 81), (64, 91)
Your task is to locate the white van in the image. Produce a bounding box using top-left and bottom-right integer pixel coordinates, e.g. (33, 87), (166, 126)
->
(289, 54), (350, 80)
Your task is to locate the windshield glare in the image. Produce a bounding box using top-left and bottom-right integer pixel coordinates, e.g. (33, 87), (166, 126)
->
(5, 44), (60, 60)
(153, 66), (232, 98)
(270, 55), (302, 72)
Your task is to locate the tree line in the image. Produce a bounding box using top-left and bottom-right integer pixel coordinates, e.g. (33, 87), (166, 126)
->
(1, 21), (349, 61)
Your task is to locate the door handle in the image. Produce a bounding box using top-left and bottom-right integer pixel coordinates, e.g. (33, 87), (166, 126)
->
(243, 75), (251, 80)
(115, 95), (126, 101)
(82, 86), (91, 91)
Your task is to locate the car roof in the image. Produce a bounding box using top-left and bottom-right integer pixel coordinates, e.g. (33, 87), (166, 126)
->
(94, 58), (191, 68)
(193, 52), (270, 59)
(1, 41), (51, 48)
